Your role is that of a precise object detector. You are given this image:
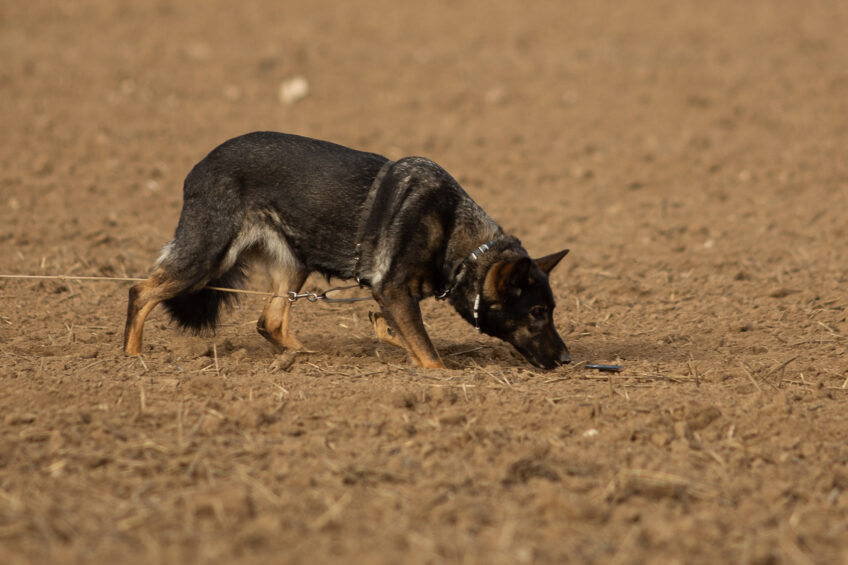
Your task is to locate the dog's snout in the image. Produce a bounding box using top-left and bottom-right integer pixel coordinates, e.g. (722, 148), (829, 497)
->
(559, 349), (572, 365)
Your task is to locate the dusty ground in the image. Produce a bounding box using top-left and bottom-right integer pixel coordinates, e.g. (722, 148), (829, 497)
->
(2, 1), (848, 563)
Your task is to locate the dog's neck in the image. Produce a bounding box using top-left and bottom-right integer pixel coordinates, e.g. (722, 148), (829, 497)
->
(443, 234), (525, 332)
(438, 238), (498, 311)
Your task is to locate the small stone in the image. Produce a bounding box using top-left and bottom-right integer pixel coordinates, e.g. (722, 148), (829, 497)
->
(279, 76), (309, 105)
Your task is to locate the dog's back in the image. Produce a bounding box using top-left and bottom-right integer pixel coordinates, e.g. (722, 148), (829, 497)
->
(177, 132), (388, 274)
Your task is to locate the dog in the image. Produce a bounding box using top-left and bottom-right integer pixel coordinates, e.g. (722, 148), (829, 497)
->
(124, 132), (571, 369)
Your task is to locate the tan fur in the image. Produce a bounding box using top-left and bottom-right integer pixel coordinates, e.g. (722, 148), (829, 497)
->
(482, 261), (514, 302)
(373, 287), (445, 369)
(124, 269), (184, 355)
(369, 312), (407, 349)
(255, 265), (308, 351)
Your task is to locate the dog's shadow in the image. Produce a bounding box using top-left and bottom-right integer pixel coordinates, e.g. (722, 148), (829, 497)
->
(438, 336), (704, 370)
(334, 335), (528, 369)
(205, 330), (704, 370)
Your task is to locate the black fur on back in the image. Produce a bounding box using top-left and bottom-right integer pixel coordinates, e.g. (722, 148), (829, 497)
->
(161, 262), (247, 335)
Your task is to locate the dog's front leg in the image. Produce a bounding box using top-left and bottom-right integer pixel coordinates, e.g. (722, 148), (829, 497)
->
(369, 311), (406, 349)
(373, 286), (446, 369)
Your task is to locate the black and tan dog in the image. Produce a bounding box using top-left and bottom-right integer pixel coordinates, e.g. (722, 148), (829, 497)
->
(124, 132), (571, 369)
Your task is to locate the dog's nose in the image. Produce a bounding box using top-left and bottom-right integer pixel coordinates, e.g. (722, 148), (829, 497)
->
(559, 349), (572, 365)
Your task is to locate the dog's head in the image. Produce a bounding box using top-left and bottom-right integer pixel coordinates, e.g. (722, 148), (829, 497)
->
(480, 249), (571, 369)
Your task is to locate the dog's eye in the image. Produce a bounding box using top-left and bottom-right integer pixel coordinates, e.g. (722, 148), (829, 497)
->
(530, 305), (547, 320)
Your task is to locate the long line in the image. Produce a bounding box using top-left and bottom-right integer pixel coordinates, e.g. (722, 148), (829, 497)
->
(0, 273), (270, 296)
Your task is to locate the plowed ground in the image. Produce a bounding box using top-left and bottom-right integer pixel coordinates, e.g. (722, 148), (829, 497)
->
(2, 1), (848, 563)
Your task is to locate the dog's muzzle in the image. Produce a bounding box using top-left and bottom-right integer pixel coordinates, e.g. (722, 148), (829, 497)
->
(518, 344), (571, 370)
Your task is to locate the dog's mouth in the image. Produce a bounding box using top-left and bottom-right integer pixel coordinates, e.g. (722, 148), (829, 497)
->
(516, 345), (571, 370)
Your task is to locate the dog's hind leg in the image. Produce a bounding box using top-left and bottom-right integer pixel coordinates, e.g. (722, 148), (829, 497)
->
(124, 268), (186, 355)
(373, 286), (446, 369)
(256, 265), (309, 351)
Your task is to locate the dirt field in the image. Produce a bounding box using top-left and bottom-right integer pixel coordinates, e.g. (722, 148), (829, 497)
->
(2, 1), (848, 563)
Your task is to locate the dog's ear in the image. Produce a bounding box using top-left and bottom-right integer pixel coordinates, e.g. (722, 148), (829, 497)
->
(483, 257), (533, 300)
(534, 249), (569, 274)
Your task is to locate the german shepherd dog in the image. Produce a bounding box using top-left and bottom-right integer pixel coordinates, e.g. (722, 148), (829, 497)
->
(124, 132), (571, 369)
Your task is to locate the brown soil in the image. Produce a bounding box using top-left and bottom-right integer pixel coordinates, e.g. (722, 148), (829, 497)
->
(2, 1), (848, 563)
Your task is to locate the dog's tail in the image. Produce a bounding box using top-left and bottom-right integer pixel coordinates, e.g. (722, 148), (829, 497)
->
(155, 165), (251, 335)
(160, 262), (247, 334)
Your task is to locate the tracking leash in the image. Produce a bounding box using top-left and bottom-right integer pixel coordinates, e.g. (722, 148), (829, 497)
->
(0, 274), (372, 304)
(285, 284), (372, 304)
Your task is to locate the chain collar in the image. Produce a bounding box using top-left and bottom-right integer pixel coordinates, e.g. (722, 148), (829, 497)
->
(437, 238), (500, 332)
